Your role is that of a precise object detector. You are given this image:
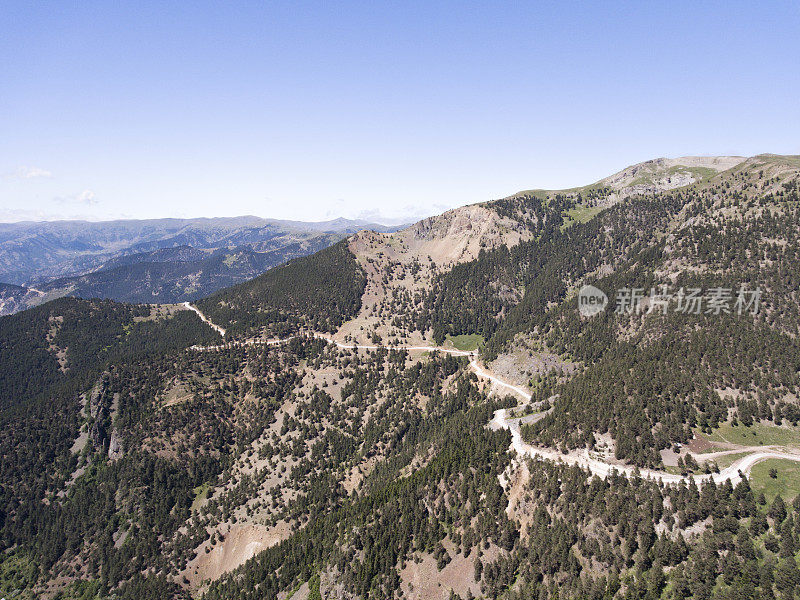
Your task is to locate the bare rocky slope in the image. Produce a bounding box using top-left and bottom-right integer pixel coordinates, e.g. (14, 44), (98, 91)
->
(598, 155), (746, 197)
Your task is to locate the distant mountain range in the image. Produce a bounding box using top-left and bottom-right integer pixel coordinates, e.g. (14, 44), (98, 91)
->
(0, 216), (402, 314)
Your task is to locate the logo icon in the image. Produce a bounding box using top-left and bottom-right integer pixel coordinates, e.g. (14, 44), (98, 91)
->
(578, 285), (608, 317)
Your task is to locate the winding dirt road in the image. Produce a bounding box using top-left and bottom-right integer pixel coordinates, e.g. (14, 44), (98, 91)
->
(490, 409), (800, 486)
(184, 308), (800, 487)
(183, 302), (227, 337)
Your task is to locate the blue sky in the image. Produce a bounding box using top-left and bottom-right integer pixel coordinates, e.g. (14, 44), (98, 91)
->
(1, 1), (798, 223)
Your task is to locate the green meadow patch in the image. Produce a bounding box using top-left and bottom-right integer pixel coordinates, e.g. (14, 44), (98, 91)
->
(445, 333), (485, 351)
(749, 458), (800, 502)
(191, 482), (212, 512)
(561, 205), (603, 229)
(706, 422), (800, 448)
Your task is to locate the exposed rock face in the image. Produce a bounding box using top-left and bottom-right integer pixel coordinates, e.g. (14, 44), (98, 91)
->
(407, 205), (489, 241)
(400, 204), (531, 266)
(0, 283), (46, 317)
(87, 374), (111, 452)
(88, 377), (106, 420)
(339, 201), (536, 346)
(88, 421), (107, 452)
(597, 156), (747, 204)
(108, 429), (123, 460)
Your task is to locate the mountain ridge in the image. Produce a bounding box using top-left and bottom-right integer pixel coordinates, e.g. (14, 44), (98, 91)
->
(0, 216), (403, 315)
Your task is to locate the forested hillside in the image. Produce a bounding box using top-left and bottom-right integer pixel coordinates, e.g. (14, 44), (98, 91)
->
(196, 240), (367, 337)
(0, 298), (224, 599)
(2, 155), (800, 600)
(373, 155), (800, 468)
(17, 240), (335, 307)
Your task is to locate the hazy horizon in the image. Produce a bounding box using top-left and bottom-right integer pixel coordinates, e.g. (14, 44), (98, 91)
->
(0, 212), (415, 227)
(0, 151), (780, 226)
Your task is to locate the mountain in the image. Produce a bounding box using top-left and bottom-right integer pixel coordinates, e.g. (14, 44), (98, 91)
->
(0, 216), (401, 315)
(2, 154), (800, 600)
(196, 240), (367, 337)
(595, 155), (747, 200)
(0, 282), (46, 315)
(15, 241), (336, 307)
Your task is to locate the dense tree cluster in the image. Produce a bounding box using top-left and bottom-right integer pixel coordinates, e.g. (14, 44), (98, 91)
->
(0, 299), (221, 599)
(196, 240), (367, 337)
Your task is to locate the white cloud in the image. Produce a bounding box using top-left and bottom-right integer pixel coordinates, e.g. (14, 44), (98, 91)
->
(53, 189), (98, 206)
(77, 190), (97, 204)
(19, 166), (53, 179)
(3, 166), (53, 180)
(354, 202), (455, 226)
(323, 198), (347, 219)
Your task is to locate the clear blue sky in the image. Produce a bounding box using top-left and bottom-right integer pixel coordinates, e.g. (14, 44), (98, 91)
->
(2, 1), (798, 223)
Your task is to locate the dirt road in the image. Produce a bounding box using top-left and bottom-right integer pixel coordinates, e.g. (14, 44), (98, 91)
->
(184, 313), (800, 487)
